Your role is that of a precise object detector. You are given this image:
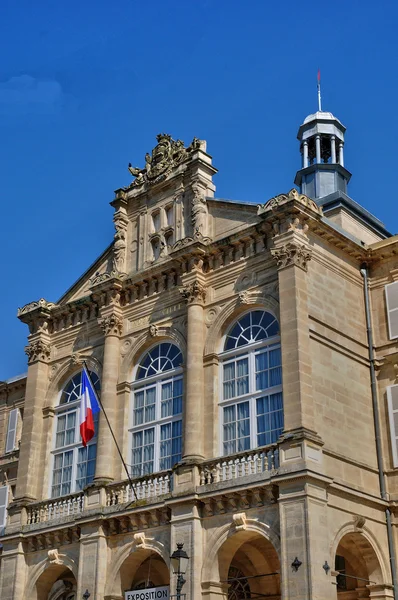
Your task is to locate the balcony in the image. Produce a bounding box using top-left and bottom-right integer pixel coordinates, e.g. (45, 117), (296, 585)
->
(13, 444), (279, 532)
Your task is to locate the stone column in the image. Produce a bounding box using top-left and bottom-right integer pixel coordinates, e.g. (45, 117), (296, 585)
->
(15, 336), (51, 503)
(339, 141), (344, 167)
(315, 134), (321, 164)
(94, 310), (123, 483)
(302, 140), (309, 168)
(180, 275), (206, 462)
(330, 135), (336, 163)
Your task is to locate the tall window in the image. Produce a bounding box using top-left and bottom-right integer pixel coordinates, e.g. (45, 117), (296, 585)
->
(130, 343), (183, 477)
(220, 310), (283, 455)
(51, 371), (100, 498)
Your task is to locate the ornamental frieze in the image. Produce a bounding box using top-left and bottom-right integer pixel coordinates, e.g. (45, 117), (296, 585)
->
(271, 242), (312, 271)
(128, 134), (204, 188)
(25, 340), (51, 363)
(179, 280), (207, 305)
(98, 314), (123, 337)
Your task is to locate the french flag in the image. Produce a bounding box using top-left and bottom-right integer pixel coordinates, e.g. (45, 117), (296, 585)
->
(80, 367), (101, 447)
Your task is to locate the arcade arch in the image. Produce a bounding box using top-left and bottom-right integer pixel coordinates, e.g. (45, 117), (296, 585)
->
(203, 527), (281, 600)
(334, 531), (386, 599)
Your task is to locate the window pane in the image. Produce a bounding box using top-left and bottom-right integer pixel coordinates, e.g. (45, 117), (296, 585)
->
(256, 392), (283, 446)
(145, 388), (156, 422)
(132, 429), (154, 477)
(134, 390), (144, 426)
(173, 378), (183, 415)
(223, 363), (235, 400)
(52, 450), (73, 498)
(236, 358), (249, 396)
(161, 381), (173, 418)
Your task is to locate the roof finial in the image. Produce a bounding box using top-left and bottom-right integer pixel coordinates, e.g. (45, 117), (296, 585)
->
(317, 68), (322, 112)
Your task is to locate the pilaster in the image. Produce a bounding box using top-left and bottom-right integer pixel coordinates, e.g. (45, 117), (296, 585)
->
(77, 523), (108, 599)
(0, 539), (26, 600)
(170, 501), (203, 600)
(271, 228), (320, 459)
(279, 476), (334, 600)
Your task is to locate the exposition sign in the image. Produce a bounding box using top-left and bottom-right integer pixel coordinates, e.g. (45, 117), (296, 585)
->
(125, 586), (170, 600)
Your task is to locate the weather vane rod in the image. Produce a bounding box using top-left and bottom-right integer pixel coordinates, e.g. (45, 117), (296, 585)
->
(317, 69), (322, 112)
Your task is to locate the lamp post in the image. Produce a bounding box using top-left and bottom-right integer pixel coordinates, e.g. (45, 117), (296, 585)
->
(170, 543), (189, 600)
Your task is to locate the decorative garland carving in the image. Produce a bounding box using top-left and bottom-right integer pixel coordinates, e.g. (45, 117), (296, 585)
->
(180, 281), (206, 305)
(271, 242), (312, 271)
(25, 340), (51, 363)
(99, 314), (123, 337)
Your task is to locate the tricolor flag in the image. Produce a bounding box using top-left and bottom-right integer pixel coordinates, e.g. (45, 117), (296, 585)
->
(80, 367), (101, 446)
(317, 69), (321, 86)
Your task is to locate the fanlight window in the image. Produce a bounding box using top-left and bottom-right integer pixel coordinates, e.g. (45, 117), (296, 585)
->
(220, 311), (283, 455)
(131, 343), (183, 477)
(51, 371), (100, 498)
(224, 310), (279, 350)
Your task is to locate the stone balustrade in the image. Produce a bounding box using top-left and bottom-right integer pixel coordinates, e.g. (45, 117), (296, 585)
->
(22, 448), (277, 528)
(106, 471), (172, 506)
(198, 444), (279, 486)
(27, 492), (84, 524)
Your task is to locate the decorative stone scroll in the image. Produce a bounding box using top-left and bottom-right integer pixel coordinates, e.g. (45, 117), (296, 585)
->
(90, 271), (123, 287)
(99, 314), (123, 337)
(271, 242), (312, 271)
(18, 298), (55, 316)
(25, 340), (51, 363)
(257, 188), (322, 216)
(128, 134), (204, 188)
(180, 281), (206, 305)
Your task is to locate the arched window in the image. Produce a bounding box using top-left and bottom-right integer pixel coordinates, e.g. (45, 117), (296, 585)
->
(51, 371), (100, 498)
(220, 310), (283, 455)
(131, 343), (183, 477)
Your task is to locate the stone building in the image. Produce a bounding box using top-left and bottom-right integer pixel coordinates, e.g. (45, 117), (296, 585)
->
(1, 111), (398, 600)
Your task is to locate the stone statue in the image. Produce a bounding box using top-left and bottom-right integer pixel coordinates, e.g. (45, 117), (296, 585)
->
(113, 230), (126, 272)
(191, 184), (208, 235)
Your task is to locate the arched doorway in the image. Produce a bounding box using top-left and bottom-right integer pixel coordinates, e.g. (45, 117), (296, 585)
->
(334, 532), (384, 599)
(119, 549), (170, 595)
(218, 530), (281, 600)
(35, 566), (77, 600)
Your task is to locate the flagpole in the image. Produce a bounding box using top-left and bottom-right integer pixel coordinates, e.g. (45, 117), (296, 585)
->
(317, 69), (322, 112)
(83, 361), (138, 502)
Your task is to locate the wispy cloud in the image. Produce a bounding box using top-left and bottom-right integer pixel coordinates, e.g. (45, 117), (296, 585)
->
(0, 75), (66, 115)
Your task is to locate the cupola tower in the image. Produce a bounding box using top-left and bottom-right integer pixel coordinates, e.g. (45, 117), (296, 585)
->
(294, 110), (352, 200)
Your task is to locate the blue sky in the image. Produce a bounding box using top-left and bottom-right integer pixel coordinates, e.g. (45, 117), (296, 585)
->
(1, 0), (397, 379)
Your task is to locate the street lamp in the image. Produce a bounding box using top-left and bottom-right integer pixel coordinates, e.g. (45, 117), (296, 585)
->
(170, 543), (189, 600)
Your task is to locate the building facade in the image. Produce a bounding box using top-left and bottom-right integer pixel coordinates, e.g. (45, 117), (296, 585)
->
(1, 113), (398, 599)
